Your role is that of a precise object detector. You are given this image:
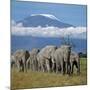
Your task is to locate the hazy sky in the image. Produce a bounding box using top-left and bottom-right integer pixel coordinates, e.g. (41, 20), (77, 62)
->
(11, 0), (87, 27)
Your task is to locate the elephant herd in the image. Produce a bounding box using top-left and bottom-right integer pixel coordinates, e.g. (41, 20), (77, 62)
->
(11, 45), (80, 75)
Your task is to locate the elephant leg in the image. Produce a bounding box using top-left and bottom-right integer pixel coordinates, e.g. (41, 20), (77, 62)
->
(42, 65), (45, 72)
(17, 61), (20, 72)
(32, 62), (34, 71)
(26, 60), (29, 72)
(37, 59), (41, 72)
(63, 62), (66, 74)
(34, 61), (36, 71)
(51, 58), (54, 72)
(76, 61), (80, 75)
(32, 60), (35, 71)
(36, 60), (38, 71)
(18, 60), (24, 72)
(77, 63), (80, 74)
(56, 62), (58, 73)
(37, 62), (40, 71)
(52, 62), (55, 72)
(54, 63), (56, 72)
(25, 62), (27, 72)
(66, 62), (71, 75)
(27, 59), (30, 70)
(34, 60), (37, 71)
(31, 60), (33, 71)
(52, 58), (56, 72)
(28, 61), (30, 69)
(65, 62), (68, 74)
(47, 64), (50, 72)
(23, 63), (25, 72)
(46, 59), (50, 72)
(23, 61), (27, 72)
(68, 62), (71, 75)
(24, 65), (26, 72)
(22, 64), (24, 72)
(71, 62), (74, 74)
(61, 61), (64, 74)
(40, 62), (44, 72)
(30, 63), (32, 70)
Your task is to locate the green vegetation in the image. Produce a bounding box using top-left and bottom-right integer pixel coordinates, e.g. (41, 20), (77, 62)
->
(11, 58), (87, 90)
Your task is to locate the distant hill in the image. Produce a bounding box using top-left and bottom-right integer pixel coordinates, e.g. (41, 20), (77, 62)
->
(17, 14), (73, 28)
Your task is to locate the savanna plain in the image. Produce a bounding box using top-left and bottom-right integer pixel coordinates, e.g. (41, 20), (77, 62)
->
(11, 58), (87, 90)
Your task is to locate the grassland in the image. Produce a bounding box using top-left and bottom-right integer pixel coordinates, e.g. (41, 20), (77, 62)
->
(11, 58), (87, 89)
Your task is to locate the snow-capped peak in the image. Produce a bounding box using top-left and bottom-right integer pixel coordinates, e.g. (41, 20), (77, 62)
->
(31, 14), (59, 21)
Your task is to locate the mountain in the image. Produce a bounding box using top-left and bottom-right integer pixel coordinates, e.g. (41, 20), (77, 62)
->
(12, 14), (86, 53)
(17, 14), (74, 28)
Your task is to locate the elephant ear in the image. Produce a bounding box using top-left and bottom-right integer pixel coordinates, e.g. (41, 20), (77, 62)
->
(25, 50), (30, 60)
(42, 50), (51, 59)
(31, 49), (36, 54)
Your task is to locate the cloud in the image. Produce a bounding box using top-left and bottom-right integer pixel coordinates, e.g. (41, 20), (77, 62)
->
(11, 20), (16, 26)
(11, 21), (86, 39)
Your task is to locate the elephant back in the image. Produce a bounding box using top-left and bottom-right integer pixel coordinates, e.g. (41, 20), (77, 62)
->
(31, 48), (40, 55)
(13, 49), (25, 61)
(54, 47), (63, 61)
(54, 45), (71, 62)
(60, 45), (71, 52)
(70, 51), (79, 62)
(39, 45), (57, 59)
(61, 45), (71, 60)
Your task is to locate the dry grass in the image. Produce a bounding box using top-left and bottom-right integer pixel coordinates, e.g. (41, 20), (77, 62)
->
(11, 58), (87, 89)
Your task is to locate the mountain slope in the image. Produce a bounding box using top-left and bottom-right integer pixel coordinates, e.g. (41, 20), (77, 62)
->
(17, 14), (73, 28)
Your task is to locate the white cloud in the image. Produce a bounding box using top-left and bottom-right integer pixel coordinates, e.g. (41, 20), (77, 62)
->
(16, 22), (23, 27)
(11, 21), (86, 39)
(11, 20), (16, 26)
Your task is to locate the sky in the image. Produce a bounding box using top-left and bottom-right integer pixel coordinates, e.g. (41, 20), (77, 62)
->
(11, 0), (87, 27)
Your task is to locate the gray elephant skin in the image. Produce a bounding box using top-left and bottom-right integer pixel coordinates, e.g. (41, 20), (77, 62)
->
(11, 55), (16, 69)
(28, 48), (40, 71)
(13, 49), (30, 72)
(52, 45), (71, 75)
(11, 45), (74, 76)
(70, 51), (80, 74)
(37, 45), (57, 72)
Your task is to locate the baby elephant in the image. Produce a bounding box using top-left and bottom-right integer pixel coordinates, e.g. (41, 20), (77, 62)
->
(70, 51), (80, 75)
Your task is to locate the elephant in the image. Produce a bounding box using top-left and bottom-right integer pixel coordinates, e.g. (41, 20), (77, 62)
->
(28, 48), (40, 71)
(13, 49), (30, 72)
(37, 45), (57, 72)
(70, 51), (80, 74)
(11, 55), (16, 69)
(52, 45), (71, 75)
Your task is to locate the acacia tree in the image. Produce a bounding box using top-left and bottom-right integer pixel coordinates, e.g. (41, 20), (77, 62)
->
(61, 34), (75, 48)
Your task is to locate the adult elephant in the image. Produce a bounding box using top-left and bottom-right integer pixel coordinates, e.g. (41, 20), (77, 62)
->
(37, 45), (57, 72)
(13, 49), (30, 72)
(28, 48), (40, 71)
(53, 45), (71, 75)
(70, 51), (80, 74)
(11, 54), (16, 69)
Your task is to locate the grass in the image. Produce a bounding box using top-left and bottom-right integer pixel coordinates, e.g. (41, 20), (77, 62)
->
(11, 58), (87, 89)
